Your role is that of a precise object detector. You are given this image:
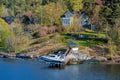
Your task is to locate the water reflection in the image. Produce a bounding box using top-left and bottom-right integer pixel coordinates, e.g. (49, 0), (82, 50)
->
(0, 58), (17, 64)
(0, 58), (120, 80)
(40, 65), (65, 70)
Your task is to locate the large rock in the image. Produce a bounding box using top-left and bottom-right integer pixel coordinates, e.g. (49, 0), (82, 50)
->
(0, 54), (9, 58)
(16, 53), (32, 59)
(96, 56), (107, 62)
(85, 58), (100, 63)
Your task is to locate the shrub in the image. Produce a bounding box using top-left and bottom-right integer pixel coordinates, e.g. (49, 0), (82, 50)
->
(48, 26), (56, 34)
(0, 20), (30, 52)
(38, 26), (48, 37)
(37, 26), (57, 37)
(52, 33), (66, 43)
(23, 24), (40, 35)
(0, 18), (14, 48)
(12, 26), (30, 52)
(56, 25), (66, 32)
(4, 35), (16, 52)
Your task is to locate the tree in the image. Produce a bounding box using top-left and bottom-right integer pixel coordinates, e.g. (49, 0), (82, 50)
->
(100, 0), (120, 57)
(0, 18), (14, 48)
(5, 25), (30, 52)
(83, 0), (96, 16)
(70, 12), (82, 32)
(67, 0), (83, 11)
(0, 3), (5, 17)
(4, 35), (16, 52)
(44, 2), (66, 25)
(108, 38), (116, 59)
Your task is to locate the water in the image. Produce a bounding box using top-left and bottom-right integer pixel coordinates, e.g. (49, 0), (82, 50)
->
(0, 58), (120, 80)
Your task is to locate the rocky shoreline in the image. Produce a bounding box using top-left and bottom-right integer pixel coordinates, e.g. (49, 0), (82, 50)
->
(0, 51), (120, 65)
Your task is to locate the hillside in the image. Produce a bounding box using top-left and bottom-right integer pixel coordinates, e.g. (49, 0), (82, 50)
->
(0, 0), (120, 60)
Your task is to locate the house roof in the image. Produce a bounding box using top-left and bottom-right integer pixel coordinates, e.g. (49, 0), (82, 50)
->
(67, 41), (78, 47)
(61, 11), (87, 18)
(61, 11), (74, 18)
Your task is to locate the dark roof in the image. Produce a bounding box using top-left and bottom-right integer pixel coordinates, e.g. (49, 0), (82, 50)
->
(61, 11), (74, 18)
(2, 16), (14, 21)
(61, 11), (86, 18)
(67, 41), (78, 47)
(1, 16), (15, 24)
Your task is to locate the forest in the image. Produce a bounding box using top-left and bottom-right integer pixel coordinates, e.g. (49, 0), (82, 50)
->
(0, 0), (120, 61)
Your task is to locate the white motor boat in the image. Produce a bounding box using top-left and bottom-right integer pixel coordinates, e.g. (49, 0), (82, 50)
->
(40, 53), (65, 63)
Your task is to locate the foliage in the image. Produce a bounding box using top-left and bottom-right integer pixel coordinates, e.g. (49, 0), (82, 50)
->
(12, 26), (30, 52)
(107, 38), (116, 58)
(4, 35), (16, 52)
(0, 18), (14, 47)
(69, 0), (83, 11)
(38, 26), (57, 37)
(43, 2), (66, 25)
(0, 19), (29, 52)
(83, 0), (96, 16)
(100, 0), (120, 56)
(56, 25), (66, 33)
(70, 13), (83, 33)
(83, 0), (120, 56)
(0, 4), (5, 17)
(0, 0), (120, 56)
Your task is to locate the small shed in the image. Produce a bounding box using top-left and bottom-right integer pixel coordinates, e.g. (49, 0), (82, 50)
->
(67, 41), (78, 47)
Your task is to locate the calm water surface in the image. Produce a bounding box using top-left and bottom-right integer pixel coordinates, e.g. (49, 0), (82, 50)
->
(0, 58), (120, 80)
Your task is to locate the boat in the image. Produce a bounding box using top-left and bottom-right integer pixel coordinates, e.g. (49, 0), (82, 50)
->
(40, 53), (65, 63)
(40, 46), (72, 64)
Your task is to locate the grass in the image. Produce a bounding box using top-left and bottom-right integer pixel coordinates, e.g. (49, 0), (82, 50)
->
(81, 29), (106, 38)
(81, 32), (105, 37)
(75, 40), (90, 46)
(88, 62), (102, 64)
(0, 47), (4, 50)
(0, 42), (4, 50)
(61, 29), (107, 47)
(63, 29), (106, 38)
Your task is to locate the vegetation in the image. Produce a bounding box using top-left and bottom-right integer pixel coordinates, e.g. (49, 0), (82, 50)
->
(0, 18), (14, 49)
(0, 0), (120, 60)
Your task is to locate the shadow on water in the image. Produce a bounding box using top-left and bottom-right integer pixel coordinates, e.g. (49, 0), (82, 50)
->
(40, 65), (65, 70)
(40, 66), (65, 70)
